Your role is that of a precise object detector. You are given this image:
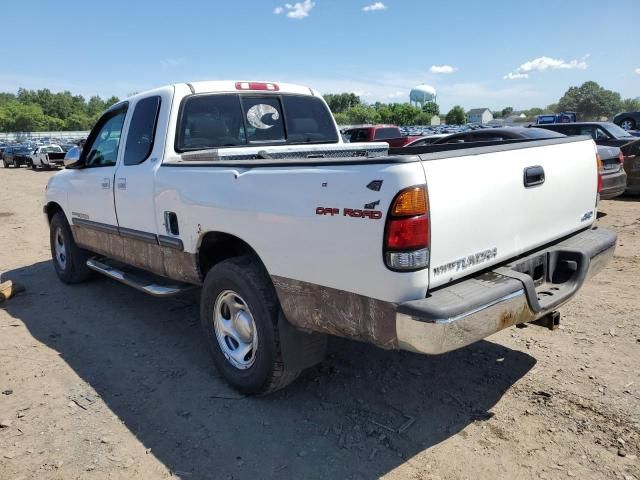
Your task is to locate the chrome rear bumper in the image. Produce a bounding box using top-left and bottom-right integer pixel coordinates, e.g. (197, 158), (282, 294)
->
(396, 227), (616, 355)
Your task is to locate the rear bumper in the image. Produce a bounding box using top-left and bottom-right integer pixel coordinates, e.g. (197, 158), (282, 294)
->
(600, 170), (627, 199)
(396, 227), (616, 355)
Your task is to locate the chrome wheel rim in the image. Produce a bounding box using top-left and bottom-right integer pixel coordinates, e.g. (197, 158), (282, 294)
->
(213, 290), (258, 370)
(621, 120), (633, 130)
(54, 227), (67, 270)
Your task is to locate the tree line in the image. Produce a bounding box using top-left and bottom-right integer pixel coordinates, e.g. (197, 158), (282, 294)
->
(325, 81), (640, 125)
(0, 89), (120, 132)
(0, 81), (637, 132)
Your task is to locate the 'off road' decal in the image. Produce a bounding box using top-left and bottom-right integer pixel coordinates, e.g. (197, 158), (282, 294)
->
(316, 207), (382, 220)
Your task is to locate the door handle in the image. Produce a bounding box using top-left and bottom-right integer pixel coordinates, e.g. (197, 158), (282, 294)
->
(523, 166), (545, 188)
(117, 177), (126, 190)
(101, 177), (111, 189)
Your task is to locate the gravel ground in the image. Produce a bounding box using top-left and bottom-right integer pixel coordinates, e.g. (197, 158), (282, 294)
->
(0, 165), (639, 480)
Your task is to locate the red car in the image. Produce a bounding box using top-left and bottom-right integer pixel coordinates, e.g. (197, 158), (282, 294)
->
(342, 125), (419, 148)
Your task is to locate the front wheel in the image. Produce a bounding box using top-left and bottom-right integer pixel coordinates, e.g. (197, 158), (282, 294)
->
(49, 212), (93, 284)
(200, 256), (300, 395)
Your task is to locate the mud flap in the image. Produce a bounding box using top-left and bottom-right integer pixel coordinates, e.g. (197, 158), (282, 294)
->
(277, 312), (327, 371)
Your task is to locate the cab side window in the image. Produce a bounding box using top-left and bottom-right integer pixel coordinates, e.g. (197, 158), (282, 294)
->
(124, 96), (161, 165)
(84, 107), (128, 168)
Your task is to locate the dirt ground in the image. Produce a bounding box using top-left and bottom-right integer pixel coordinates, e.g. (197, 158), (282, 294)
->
(0, 165), (638, 480)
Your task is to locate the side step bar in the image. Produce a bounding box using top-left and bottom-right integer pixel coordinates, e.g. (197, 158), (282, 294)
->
(86, 258), (191, 297)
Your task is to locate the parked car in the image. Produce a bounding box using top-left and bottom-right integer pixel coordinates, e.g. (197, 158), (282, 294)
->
(29, 145), (66, 170)
(2, 145), (32, 168)
(532, 122), (640, 194)
(535, 112), (577, 124)
(343, 125), (420, 147)
(43, 80), (615, 395)
(596, 145), (627, 199)
(429, 127), (566, 144)
(613, 111), (640, 131)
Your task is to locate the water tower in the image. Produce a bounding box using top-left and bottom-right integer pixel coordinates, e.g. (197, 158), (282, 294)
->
(409, 84), (437, 108)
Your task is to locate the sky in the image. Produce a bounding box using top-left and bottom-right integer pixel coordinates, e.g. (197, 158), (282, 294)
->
(3, 0), (639, 112)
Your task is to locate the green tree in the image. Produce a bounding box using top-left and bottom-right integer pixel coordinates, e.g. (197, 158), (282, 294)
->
(445, 105), (466, 125)
(323, 93), (361, 113)
(105, 96), (121, 108)
(388, 103), (424, 125)
(332, 112), (349, 126)
(64, 113), (92, 130)
(422, 101), (439, 116)
(501, 106), (513, 117)
(345, 104), (379, 124)
(415, 112), (433, 125)
(545, 103), (559, 113)
(621, 98), (640, 113)
(558, 81), (622, 120)
(87, 96), (106, 116)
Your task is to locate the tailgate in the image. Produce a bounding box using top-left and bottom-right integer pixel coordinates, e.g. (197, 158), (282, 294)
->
(422, 137), (599, 289)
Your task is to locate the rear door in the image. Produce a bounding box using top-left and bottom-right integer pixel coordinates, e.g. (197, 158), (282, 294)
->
(113, 89), (171, 239)
(422, 138), (599, 288)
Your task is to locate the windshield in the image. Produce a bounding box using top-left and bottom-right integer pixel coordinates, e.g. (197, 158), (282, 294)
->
(177, 93), (339, 151)
(603, 122), (635, 138)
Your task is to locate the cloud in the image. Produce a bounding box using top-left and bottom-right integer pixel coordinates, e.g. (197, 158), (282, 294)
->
(273, 0), (315, 19)
(363, 2), (387, 11)
(430, 65), (456, 74)
(635, 68), (640, 75)
(160, 58), (186, 70)
(505, 55), (589, 79)
(503, 72), (528, 80)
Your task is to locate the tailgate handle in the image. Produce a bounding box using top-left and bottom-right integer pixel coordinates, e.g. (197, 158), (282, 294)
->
(524, 165), (545, 188)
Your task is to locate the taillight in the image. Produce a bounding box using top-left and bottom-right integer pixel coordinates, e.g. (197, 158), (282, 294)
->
(618, 151), (625, 168)
(384, 186), (429, 271)
(596, 153), (602, 193)
(235, 82), (279, 91)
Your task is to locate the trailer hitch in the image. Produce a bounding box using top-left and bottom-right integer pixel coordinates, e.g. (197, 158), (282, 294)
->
(530, 311), (561, 330)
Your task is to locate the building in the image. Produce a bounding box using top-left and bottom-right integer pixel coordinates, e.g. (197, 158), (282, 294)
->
(467, 108), (493, 125)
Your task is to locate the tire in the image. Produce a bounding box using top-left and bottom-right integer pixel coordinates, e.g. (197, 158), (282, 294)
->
(620, 118), (636, 131)
(200, 256), (300, 395)
(49, 212), (93, 284)
(30, 160), (36, 170)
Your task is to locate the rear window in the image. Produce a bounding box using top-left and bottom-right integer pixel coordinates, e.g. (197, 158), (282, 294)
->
(373, 127), (401, 140)
(524, 128), (566, 139)
(176, 94), (338, 151)
(43, 146), (63, 153)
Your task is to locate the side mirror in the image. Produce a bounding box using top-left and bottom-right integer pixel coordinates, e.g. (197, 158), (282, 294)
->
(63, 146), (83, 168)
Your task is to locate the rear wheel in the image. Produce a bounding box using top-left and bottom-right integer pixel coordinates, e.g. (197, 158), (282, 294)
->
(620, 118), (636, 131)
(49, 212), (93, 284)
(200, 256), (300, 395)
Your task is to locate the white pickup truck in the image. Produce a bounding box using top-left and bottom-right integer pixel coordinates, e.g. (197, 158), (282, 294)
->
(30, 144), (66, 169)
(44, 80), (616, 395)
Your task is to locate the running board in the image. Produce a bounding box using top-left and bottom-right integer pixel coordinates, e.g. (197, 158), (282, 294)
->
(86, 258), (191, 297)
